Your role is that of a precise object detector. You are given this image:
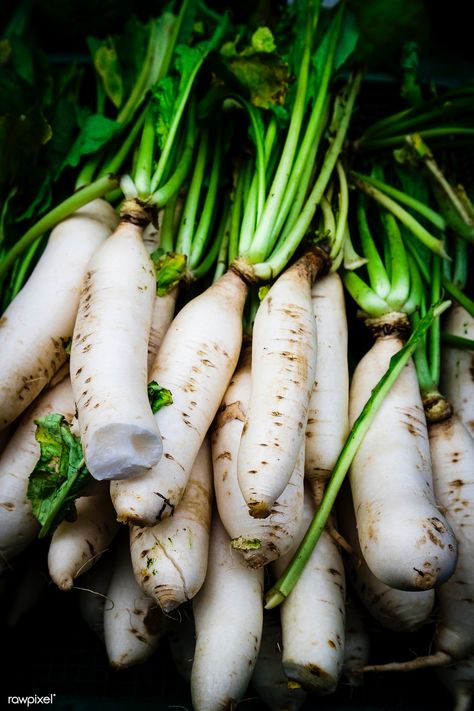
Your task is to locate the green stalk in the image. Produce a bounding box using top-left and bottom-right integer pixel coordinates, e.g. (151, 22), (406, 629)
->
(453, 238), (468, 289)
(100, 109), (146, 176)
(401, 252), (424, 315)
(429, 255), (442, 385)
(342, 270), (390, 317)
(343, 224), (367, 271)
(245, 0), (319, 263)
(253, 72), (361, 280)
(351, 171), (446, 231)
(0, 174), (120, 285)
(441, 332), (474, 350)
(412, 311), (438, 395)
(360, 127), (474, 151)
(134, 107), (155, 198)
(265, 299), (452, 609)
(352, 176), (449, 259)
(159, 194), (180, 254)
(442, 277), (474, 319)
(329, 161), (349, 260)
(175, 130), (209, 257)
(357, 197), (391, 299)
(213, 198), (232, 282)
(9, 236), (45, 300)
(192, 195), (230, 281)
(381, 211), (410, 311)
(229, 165), (245, 264)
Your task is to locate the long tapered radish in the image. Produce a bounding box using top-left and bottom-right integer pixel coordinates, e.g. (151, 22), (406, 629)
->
(441, 302), (474, 437)
(78, 552), (114, 642)
(191, 513), (264, 711)
(0, 376), (75, 572)
(337, 482), (435, 633)
(212, 345), (305, 568)
(130, 438), (213, 612)
(104, 532), (166, 669)
(70, 202), (162, 482)
(348, 317), (457, 591)
(272, 489), (346, 695)
(436, 655), (474, 711)
(251, 612), (308, 711)
(111, 268), (248, 525)
(0, 199), (117, 431)
(305, 272), (349, 504)
(48, 481), (120, 591)
(342, 594), (370, 688)
(238, 251), (325, 519)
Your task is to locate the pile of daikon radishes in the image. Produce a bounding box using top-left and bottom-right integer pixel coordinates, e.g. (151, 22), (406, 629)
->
(1, 0), (474, 708)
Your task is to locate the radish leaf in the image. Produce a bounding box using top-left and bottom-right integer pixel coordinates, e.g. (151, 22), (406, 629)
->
(151, 249), (187, 296)
(148, 381), (173, 413)
(27, 413), (91, 538)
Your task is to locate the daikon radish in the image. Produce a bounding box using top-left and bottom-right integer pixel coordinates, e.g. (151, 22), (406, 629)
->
(111, 268), (247, 525)
(272, 490), (346, 695)
(191, 513), (264, 711)
(441, 302), (474, 437)
(104, 532), (165, 669)
(212, 344), (305, 568)
(48, 481), (120, 591)
(238, 252), (322, 519)
(437, 655), (474, 711)
(0, 377), (75, 572)
(71, 201), (162, 482)
(305, 271), (349, 504)
(147, 288), (178, 374)
(0, 199), (117, 430)
(130, 438), (213, 612)
(348, 316), (457, 591)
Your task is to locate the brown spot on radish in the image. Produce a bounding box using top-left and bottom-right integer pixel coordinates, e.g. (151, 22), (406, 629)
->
(307, 664), (331, 679)
(429, 517), (447, 534)
(86, 539), (95, 555)
(75, 367), (83, 376)
(328, 568), (341, 576)
(0, 502), (15, 511)
(0, 316), (7, 327)
(328, 640), (336, 649)
(82, 344), (92, 353)
(217, 451), (232, 461)
(449, 479), (465, 488)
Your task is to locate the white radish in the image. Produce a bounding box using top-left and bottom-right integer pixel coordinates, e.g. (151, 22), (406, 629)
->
(104, 532), (165, 669)
(0, 377), (75, 572)
(111, 268), (248, 525)
(348, 317), (457, 591)
(238, 251), (323, 519)
(147, 288), (178, 374)
(337, 482), (435, 633)
(437, 655), (474, 711)
(212, 345), (305, 568)
(251, 612), (308, 711)
(0, 199), (118, 430)
(78, 552), (114, 641)
(441, 302), (474, 437)
(48, 481), (120, 591)
(70, 202), (162, 482)
(272, 490), (346, 695)
(305, 271), (349, 504)
(130, 438), (213, 612)
(191, 513), (264, 711)
(342, 594), (370, 688)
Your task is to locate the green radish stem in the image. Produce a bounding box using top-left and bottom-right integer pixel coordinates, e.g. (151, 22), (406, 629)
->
(265, 299), (451, 609)
(356, 197), (391, 298)
(441, 333), (474, 350)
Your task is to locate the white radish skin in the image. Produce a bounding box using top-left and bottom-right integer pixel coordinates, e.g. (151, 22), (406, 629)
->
(191, 513), (264, 711)
(0, 377), (75, 572)
(111, 268), (248, 525)
(147, 288), (178, 374)
(349, 328), (457, 591)
(104, 533), (165, 669)
(212, 347), (305, 568)
(342, 595), (370, 687)
(238, 252), (322, 519)
(251, 613), (308, 711)
(272, 491), (346, 695)
(48, 481), (120, 591)
(130, 438), (213, 612)
(0, 199), (118, 430)
(305, 272), (349, 504)
(441, 302), (474, 437)
(337, 483), (435, 633)
(437, 655), (474, 711)
(71, 207), (162, 482)
(78, 552), (114, 641)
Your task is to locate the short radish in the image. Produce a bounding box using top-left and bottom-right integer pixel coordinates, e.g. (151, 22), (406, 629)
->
(0, 376), (75, 572)
(337, 482), (435, 633)
(251, 612), (308, 711)
(0, 199), (117, 430)
(237, 251), (324, 518)
(130, 438), (213, 612)
(440, 302), (474, 437)
(272, 489), (346, 695)
(191, 512), (264, 711)
(305, 271), (349, 504)
(104, 531), (166, 669)
(70, 200), (162, 481)
(348, 314), (457, 591)
(48, 481), (120, 591)
(212, 343), (305, 568)
(111, 268), (248, 525)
